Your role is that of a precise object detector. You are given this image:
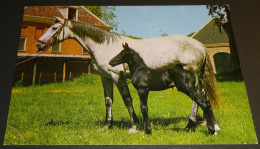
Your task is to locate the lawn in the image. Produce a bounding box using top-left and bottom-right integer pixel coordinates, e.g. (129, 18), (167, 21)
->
(4, 74), (257, 145)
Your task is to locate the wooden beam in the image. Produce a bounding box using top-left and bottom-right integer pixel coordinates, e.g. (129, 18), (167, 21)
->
(204, 43), (229, 48)
(39, 73), (42, 85)
(54, 72), (56, 83)
(32, 62), (37, 85)
(63, 62), (66, 82)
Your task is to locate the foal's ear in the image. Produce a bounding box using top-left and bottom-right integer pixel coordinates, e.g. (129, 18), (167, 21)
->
(122, 42), (129, 51)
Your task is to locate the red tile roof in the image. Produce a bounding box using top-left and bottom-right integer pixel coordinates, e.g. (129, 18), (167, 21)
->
(24, 6), (64, 18)
(23, 6), (111, 29)
(78, 6), (111, 29)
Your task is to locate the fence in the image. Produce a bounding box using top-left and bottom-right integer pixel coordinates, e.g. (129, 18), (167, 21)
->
(14, 56), (94, 86)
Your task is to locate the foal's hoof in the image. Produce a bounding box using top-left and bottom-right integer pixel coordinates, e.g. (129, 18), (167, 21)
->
(128, 126), (137, 134)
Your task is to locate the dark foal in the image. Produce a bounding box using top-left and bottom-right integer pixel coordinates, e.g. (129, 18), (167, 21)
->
(109, 43), (217, 135)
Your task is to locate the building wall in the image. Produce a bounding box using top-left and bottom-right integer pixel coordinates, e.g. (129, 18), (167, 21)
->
(19, 21), (89, 56)
(205, 44), (230, 73)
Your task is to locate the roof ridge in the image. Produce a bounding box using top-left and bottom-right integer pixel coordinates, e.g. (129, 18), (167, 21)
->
(80, 6), (111, 28)
(191, 17), (215, 38)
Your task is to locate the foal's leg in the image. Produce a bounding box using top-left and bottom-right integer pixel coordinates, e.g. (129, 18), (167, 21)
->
(138, 88), (152, 134)
(111, 72), (139, 133)
(101, 77), (114, 128)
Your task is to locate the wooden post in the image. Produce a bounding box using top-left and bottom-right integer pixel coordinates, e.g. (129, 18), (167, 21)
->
(32, 62), (37, 85)
(39, 73), (42, 85)
(21, 72), (24, 82)
(63, 61), (66, 82)
(54, 72), (56, 82)
(21, 72), (24, 86)
(69, 72), (72, 80)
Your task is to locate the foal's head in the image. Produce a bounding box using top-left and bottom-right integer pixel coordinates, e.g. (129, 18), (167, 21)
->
(109, 43), (131, 67)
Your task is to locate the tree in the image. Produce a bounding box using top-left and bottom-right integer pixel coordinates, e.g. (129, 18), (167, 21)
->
(85, 6), (118, 31)
(207, 5), (241, 74)
(187, 32), (195, 37)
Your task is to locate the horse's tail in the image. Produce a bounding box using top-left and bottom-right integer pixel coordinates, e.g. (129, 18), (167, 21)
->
(202, 53), (220, 109)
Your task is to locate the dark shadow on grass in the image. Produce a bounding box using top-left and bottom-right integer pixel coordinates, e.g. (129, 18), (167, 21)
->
(95, 116), (204, 132)
(216, 71), (243, 82)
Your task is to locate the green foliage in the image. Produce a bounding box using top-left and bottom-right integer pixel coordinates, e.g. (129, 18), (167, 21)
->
(4, 75), (257, 145)
(85, 6), (118, 31)
(121, 30), (142, 39)
(161, 33), (168, 37)
(187, 32), (195, 37)
(206, 5), (226, 27)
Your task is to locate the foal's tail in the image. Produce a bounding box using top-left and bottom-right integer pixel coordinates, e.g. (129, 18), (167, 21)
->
(202, 53), (220, 109)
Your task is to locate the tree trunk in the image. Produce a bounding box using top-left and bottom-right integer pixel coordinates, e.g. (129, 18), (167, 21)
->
(222, 5), (242, 74)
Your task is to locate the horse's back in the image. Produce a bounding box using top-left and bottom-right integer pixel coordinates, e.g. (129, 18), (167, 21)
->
(129, 35), (206, 71)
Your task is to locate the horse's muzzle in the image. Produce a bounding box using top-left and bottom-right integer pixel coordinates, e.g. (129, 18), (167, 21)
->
(36, 42), (47, 51)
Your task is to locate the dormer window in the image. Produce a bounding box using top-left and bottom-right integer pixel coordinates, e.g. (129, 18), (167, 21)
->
(57, 6), (78, 21)
(68, 8), (77, 21)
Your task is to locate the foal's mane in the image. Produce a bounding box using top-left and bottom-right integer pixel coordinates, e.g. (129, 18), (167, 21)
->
(69, 21), (119, 44)
(127, 46), (146, 67)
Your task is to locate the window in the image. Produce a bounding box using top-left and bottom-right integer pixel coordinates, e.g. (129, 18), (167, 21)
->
(68, 8), (77, 21)
(52, 42), (61, 53)
(18, 37), (26, 51)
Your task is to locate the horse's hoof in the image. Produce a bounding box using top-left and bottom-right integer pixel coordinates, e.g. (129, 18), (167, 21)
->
(145, 127), (152, 134)
(185, 119), (196, 132)
(103, 123), (113, 129)
(201, 119), (207, 126)
(185, 126), (195, 132)
(209, 127), (215, 135)
(214, 124), (221, 132)
(128, 126), (137, 134)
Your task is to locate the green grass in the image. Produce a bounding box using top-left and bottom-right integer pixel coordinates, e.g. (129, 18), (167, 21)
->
(4, 74), (257, 145)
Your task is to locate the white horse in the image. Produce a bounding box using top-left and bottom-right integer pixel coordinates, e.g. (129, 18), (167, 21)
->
(36, 17), (220, 134)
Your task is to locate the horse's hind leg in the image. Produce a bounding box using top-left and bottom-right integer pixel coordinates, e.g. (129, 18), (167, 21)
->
(170, 68), (216, 135)
(185, 101), (198, 132)
(112, 72), (139, 133)
(185, 76), (203, 132)
(101, 77), (114, 128)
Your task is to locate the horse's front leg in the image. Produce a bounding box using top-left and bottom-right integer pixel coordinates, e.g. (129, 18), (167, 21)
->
(138, 88), (151, 134)
(101, 77), (114, 128)
(111, 72), (139, 133)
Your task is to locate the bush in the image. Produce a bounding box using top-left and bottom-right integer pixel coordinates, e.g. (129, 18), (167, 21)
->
(71, 74), (100, 86)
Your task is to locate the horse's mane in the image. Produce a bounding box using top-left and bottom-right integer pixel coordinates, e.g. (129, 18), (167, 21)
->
(69, 21), (118, 44)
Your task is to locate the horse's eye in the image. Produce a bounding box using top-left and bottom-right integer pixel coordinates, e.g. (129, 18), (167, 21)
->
(52, 26), (58, 30)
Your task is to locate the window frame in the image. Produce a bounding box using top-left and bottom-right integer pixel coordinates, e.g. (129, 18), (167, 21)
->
(68, 7), (78, 21)
(18, 37), (27, 51)
(51, 42), (61, 53)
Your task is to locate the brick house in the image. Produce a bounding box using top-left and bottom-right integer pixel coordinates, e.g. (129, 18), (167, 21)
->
(192, 18), (231, 74)
(16, 6), (111, 86)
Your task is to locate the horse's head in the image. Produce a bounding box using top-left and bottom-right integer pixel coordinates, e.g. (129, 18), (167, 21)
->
(109, 43), (131, 67)
(36, 17), (69, 51)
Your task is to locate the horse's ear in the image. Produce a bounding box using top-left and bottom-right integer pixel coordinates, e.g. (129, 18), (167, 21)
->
(52, 16), (60, 23)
